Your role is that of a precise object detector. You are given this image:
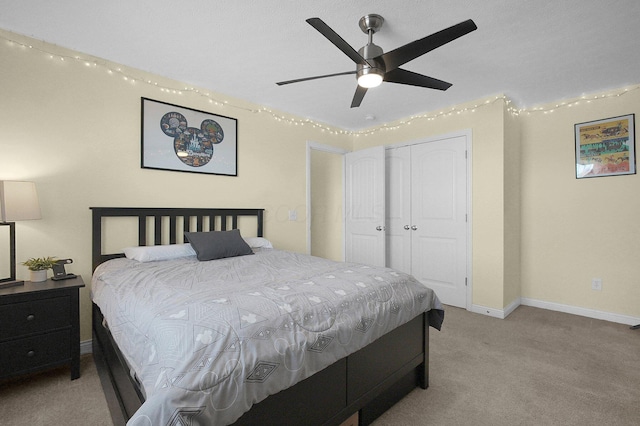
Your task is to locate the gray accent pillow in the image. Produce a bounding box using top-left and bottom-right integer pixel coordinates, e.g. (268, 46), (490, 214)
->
(184, 229), (253, 261)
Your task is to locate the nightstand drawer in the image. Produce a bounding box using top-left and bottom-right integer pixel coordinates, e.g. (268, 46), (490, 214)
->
(0, 296), (70, 340)
(0, 329), (71, 376)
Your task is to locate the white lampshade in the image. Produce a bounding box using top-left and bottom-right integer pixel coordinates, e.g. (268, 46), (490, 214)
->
(0, 181), (42, 222)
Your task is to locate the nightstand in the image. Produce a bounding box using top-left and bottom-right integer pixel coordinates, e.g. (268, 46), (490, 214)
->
(0, 275), (85, 380)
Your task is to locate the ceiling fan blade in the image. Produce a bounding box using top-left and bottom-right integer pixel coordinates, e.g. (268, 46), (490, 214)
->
(379, 19), (477, 71)
(276, 70), (356, 86)
(351, 85), (368, 108)
(306, 17), (372, 67)
(384, 68), (452, 90)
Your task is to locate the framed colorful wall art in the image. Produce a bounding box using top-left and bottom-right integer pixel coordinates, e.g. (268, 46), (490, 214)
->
(575, 114), (635, 178)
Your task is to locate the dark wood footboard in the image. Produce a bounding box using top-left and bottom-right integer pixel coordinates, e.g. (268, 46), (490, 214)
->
(92, 302), (429, 426)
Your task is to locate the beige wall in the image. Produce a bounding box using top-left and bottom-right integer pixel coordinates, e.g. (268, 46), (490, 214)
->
(0, 30), (351, 340)
(520, 90), (640, 318)
(310, 149), (344, 261)
(503, 104), (522, 306)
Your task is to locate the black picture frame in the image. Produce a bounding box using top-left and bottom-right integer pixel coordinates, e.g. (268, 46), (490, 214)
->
(575, 113), (635, 179)
(141, 98), (238, 176)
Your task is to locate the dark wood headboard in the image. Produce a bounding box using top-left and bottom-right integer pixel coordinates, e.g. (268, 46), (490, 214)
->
(90, 207), (264, 271)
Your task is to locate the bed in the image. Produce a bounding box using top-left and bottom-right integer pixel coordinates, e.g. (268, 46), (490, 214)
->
(90, 207), (444, 426)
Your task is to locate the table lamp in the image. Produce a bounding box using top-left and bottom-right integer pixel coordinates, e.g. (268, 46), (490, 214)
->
(0, 181), (41, 288)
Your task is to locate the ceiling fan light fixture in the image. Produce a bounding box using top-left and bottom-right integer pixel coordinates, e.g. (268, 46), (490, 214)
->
(357, 41), (384, 88)
(357, 72), (383, 88)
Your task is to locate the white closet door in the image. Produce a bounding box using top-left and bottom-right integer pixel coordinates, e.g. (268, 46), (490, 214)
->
(410, 136), (468, 308)
(385, 146), (411, 274)
(345, 146), (386, 267)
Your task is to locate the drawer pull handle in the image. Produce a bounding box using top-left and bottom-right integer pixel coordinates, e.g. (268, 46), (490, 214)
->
(27, 350), (35, 357)
(26, 314), (35, 321)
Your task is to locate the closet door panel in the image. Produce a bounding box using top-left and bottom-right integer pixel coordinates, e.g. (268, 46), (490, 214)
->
(345, 146), (386, 267)
(410, 137), (467, 308)
(413, 236), (457, 292)
(385, 147), (411, 274)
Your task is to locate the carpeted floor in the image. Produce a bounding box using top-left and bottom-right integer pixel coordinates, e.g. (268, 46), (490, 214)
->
(373, 306), (640, 425)
(1, 306), (638, 425)
(0, 354), (112, 426)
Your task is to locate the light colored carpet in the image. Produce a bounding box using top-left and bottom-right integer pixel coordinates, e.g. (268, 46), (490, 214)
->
(373, 305), (640, 425)
(1, 306), (638, 425)
(0, 354), (112, 426)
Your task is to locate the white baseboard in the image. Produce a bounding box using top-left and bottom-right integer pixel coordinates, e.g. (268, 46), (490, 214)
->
(470, 304), (507, 319)
(80, 339), (92, 355)
(470, 298), (520, 319)
(520, 297), (640, 326)
(472, 297), (640, 326)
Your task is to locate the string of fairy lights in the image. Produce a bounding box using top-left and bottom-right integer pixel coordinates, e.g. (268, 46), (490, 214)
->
(3, 33), (639, 137)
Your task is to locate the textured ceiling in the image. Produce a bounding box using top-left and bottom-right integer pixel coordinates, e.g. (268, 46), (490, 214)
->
(1, 0), (638, 130)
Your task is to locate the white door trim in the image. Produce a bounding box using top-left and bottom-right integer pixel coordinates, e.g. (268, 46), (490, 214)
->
(306, 141), (348, 257)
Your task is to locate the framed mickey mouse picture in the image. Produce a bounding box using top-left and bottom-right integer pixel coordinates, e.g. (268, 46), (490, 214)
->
(141, 97), (238, 176)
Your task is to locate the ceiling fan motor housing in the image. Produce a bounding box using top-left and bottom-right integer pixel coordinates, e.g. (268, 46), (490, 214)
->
(357, 43), (385, 81)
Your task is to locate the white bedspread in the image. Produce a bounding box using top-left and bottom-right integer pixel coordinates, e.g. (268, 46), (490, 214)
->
(91, 249), (443, 425)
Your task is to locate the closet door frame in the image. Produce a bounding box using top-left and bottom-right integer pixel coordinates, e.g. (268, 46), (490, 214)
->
(306, 141), (348, 258)
(385, 146), (412, 273)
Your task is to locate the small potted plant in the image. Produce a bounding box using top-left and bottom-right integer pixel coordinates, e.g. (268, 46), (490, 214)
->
(22, 256), (57, 282)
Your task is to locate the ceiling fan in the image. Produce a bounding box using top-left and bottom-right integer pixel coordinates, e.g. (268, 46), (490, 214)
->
(276, 14), (477, 108)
